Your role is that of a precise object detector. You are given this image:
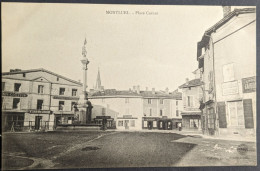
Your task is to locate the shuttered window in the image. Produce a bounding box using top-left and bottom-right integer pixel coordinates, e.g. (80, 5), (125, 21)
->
(243, 99), (254, 129)
(217, 102), (227, 128)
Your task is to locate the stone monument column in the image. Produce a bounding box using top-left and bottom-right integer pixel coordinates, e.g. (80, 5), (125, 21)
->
(77, 38), (89, 124)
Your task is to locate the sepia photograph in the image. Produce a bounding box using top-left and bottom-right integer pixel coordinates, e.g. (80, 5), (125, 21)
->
(1, 1), (257, 170)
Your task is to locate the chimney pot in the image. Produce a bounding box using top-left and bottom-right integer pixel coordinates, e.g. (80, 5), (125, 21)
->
(146, 87), (148, 91)
(222, 6), (231, 17)
(165, 87), (169, 94)
(152, 88), (155, 94)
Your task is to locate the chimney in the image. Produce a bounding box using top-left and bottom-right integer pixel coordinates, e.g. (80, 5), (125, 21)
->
(185, 78), (189, 85)
(129, 88), (132, 92)
(165, 87), (169, 94)
(137, 85), (140, 94)
(152, 88), (155, 94)
(222, 6), (231, 17)
(146, 87), (148, 91)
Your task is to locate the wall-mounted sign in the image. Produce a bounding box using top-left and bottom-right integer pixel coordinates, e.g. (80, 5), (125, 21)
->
(96, 116), (111, 119)
(2, 91), (28, 97)
(123, 115), (132, 119)
(53, 95), (79, 100)
(222, 81), (238, 96)
(28, 110), (51, 114)
(242, 76), (256, 93)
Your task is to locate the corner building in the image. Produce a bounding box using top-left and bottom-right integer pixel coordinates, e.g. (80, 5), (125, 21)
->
(197, 8), (256, 136)
(2, 68), (82, 131)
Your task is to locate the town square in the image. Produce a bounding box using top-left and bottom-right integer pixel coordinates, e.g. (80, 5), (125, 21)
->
(1, 2), (257, 170)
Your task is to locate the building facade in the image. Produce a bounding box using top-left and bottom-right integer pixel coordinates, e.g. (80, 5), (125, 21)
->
(179, 78), (203, 131)
(141, 89), (182, 130)
(197, 8), (256, 136)
(2, 68), (82, 131)
(89, 87), (183, 131)
(90, 89), (143, 130)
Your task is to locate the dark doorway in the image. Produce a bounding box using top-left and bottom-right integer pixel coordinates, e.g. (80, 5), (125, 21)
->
(35, 116), (42, 130)
(125, 120), (129, 129)
(148, 121), (153, 130)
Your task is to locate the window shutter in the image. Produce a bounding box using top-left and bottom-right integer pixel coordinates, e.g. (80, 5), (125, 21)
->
(243, 99), (254, 128)
(217, 102), (227, 128)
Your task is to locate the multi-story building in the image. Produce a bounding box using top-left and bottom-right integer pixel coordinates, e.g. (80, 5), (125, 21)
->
(141, 88), (182, 130)
(197, 7), (256, 136)
(89, 86), (182, 130)
(90, 89), (143, 130)
(179, 75), (203, 131)
(2, 68), (82, 131)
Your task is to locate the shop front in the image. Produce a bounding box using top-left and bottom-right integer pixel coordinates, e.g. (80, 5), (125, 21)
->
(142, 117), (159, 130)
(181, 112), (201, 131)
(117, 115), (140, 130)
(94, 116), (115, 129)
(158, 116), (173, 130)
(24, 110), (54, 131)
(2, 111), (25, 132)
(54, 111), (75, 128)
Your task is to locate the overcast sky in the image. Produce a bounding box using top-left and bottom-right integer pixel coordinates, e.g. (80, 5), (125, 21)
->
(2, 3), (228, 91)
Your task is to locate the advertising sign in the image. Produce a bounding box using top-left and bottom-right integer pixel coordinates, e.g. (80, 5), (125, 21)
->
(242, 76), (256, 93)
(2, 92), (28, 97)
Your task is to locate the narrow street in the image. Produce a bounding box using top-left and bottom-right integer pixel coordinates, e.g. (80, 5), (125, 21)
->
(2, 131), (256, 169)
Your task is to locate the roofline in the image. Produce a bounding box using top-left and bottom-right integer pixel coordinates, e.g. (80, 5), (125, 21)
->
(89, 95), (181, 99)
(178, 79), (204, 89)
(2, 68), (82, 86)
(205, 8), (255, 35)
(89, 95), (143, 99)
(199, 8), (255, 47)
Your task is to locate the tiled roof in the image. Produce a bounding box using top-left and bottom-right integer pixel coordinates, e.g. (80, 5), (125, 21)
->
(179, 79), (203, 88)
(198, 8), (256, 49)
(90, 89), (141, 97)
(2, 68), (82, 85)
(90, 89), (182, 99)
(205, 8), (255, 35)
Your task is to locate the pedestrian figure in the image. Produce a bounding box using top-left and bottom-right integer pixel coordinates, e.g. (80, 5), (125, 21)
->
(178, 122), (182, 131)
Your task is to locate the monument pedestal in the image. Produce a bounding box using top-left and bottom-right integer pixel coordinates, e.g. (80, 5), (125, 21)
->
(76, 93), (87, 124)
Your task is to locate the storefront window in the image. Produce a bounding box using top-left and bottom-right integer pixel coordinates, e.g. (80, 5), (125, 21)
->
(153, 121), (157, 127)
(118, 120), (123, 126)
(144, 121), (147, 127)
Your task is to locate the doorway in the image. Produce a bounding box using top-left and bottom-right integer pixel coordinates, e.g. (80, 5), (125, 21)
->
(35, 116), (42, 130)
(125, 120), (129, 129)
(148, 121), (153, 130)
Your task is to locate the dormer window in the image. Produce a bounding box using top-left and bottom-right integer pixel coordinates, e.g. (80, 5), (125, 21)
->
(14, 83), (21, 92)
(23, 73), (26, 77)
(57, 77), (59, 81)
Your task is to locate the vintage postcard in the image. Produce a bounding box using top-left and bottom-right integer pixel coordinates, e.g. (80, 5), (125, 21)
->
(1, 2), (257, 170)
